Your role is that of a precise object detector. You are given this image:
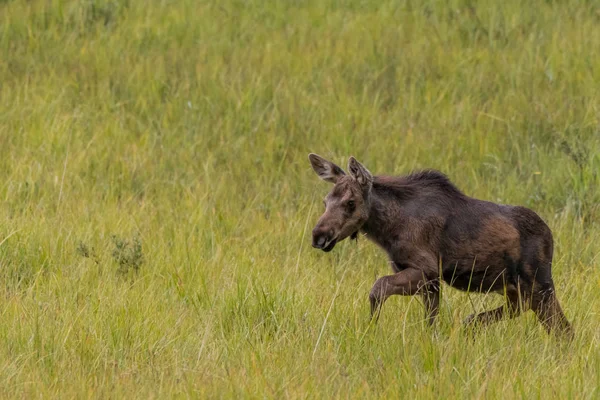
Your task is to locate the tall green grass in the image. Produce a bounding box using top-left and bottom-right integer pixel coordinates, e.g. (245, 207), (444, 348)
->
(0, 0), (599, 397)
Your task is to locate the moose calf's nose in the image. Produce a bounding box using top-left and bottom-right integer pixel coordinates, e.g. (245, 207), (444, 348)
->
(313, 236), (327, 248)
(312, 227), (328, 248)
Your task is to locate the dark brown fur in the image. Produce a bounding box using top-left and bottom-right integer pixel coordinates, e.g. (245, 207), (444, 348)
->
(309, 154), (572, 336)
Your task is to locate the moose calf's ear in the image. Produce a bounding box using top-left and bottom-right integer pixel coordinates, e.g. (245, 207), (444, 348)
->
(348, 156), (373, 187)
(308, 153), (346, 183)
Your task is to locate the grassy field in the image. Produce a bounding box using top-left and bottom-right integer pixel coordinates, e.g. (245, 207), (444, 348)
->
(1, 0), (599, 397)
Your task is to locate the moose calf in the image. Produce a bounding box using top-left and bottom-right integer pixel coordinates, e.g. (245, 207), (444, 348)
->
(308, 153), (572, 336)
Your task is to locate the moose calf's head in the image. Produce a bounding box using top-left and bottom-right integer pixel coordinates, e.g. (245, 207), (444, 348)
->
(308, 153), (373, 252)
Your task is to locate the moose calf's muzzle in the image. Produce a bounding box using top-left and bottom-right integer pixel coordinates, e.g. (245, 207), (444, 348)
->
(312, 226), (336, 252)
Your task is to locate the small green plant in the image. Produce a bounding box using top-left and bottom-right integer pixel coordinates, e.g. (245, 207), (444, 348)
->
(76, 241), (99, 265)
(111, 234), (144, 274)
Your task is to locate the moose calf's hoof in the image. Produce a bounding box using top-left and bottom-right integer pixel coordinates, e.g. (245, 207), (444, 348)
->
(369, 292), (380, 315)
(369, 282), (384, 305)
(463, 314), (477, 326)
(369, 279), (389, 319)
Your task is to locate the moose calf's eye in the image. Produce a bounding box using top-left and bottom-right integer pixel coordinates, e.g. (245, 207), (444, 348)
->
(347, 200), (355, 210)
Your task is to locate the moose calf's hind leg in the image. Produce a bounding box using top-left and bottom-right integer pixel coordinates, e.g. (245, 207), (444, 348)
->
(532, 287), (573, 339)
(464, 306), (508, 326)
(369, 268), (428, 320)
(464, 289), (521, 327)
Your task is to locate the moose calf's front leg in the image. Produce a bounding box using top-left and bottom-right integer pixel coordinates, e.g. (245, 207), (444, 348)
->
(369, 268), (430, 320)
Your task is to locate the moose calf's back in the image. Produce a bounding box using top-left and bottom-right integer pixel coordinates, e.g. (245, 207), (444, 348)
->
(435, 200), (554, 294)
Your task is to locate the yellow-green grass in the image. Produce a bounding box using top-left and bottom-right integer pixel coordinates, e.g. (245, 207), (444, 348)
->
(1, 0), (599, 397)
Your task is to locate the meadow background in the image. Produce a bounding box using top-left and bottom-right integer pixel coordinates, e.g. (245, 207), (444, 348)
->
(1, 0), (599, 397)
